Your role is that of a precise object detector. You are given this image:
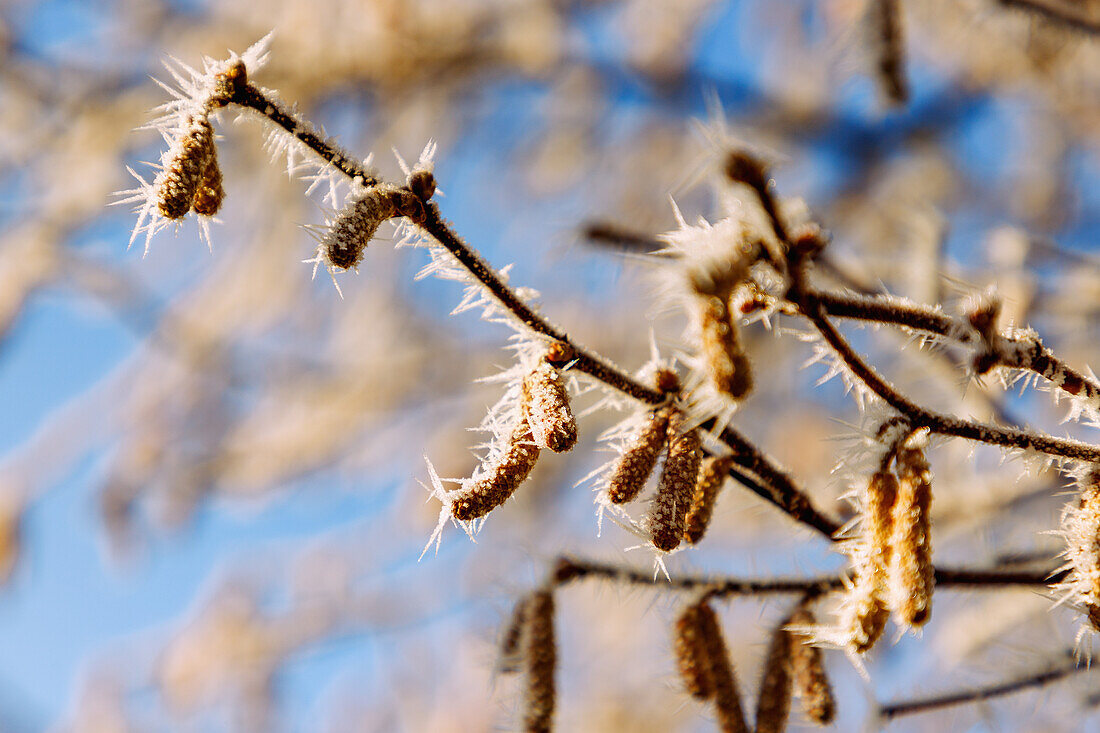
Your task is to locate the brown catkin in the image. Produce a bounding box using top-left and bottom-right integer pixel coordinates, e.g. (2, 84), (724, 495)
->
(684, 455), (732, 545)
(156, 115), (216, 219)
(1059, 469), (1100, 631)
(788, 609), (836, 726)
(887, 445), (934, 628)
(673, 602), (715, 700)
(697, 295), (753, 400)
(522, 589), (556, 733)
(607, 408), (671, 504)
(755, 614), (794, 733)
(190, 148), (224, 216)
(322, 186), (402, 270)
(648, 410), (702, 552)
(451, 415), (540, 521)
(841, 573), (890, 655)
(866, 470), (898, 579)
(522, 359), (577, 453)
(498, 595), (530, 674)
(697, 603), (749, 733)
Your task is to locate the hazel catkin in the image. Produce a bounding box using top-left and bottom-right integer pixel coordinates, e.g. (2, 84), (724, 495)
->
(321, 186), (403, 270)
(607, 407), (671, 505)
(522, 358), (577, 453)
(190, 148), (225, 216)
(673, 602), (715, 700)
(451, 414), (540, 521)
(886, 444), (934, 628)
(788, 608), (835, 725)
(697, 294), (753, 401)
(648, 410), (702, 553)
(684, 455), (733, 545)
(156, 115), (216, 220)
(754, 614), (794, 733)
(521, 589), (556, 733)
(697, 602), (749, 733)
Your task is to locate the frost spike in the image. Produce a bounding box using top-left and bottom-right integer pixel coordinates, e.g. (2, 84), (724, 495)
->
(788, 608), (835, 726)
(451, 415), (540, 521)
(684, 455), (733, 545)
(522, 358), (577, 453)
(648, 410), (702, 553)
(886, 444), (934, 628)
(607, 407), (671, 505)
(521, 589), (556, 733)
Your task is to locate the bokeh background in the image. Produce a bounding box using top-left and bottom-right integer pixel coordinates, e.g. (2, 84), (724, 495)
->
(2, 0), (1100, 730)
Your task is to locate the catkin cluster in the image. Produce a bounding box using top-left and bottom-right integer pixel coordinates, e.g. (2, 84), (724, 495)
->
(835, 432), (934, 654)
(673, 600), (748, 733)
(499, 589), (557, 733)
(450, 350), (577, 522)
(155, 114), (222, 220)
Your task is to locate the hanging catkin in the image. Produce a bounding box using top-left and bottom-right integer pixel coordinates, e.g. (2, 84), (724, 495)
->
(754, 614), (794, 733)
(155, 114), (216, 219)
(522, 358), (577, 453)
(673, 602), (715, 700)
(696, 603), (749, 733)
(451, 414), (540, 521)
(697, 294), (753, 400)
(648, 410), (702, 552)
(886, 443), (934, 628)
(684, 455), (733, 545)
(607, 407), (671, 505)
(521, 589), (556, 733)
(788, 608), (836, 725)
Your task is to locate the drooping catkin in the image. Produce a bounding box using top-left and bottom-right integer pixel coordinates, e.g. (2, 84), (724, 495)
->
(1058, 468), (1100, 631)
(673, 602), (715, 700)
(607, 407), (671, 504)
(498, 594), (530, 674)
(648, 410), (702, 552)
(788, 608), (836, 726)
(522, 358), (577, 453)
(755, 615), (794, 733)
(886, 443), (934, 628)
(697, 603), (749, 733)
(451, 415), (540, 521)
(522, 589), (556, 733)
(838, 572), (890, 655)
(190, 148), (225, 216)
(321, 186), (403, 270)
(684, 455), (732, 545)
(697, 294), (753, 401)
(156, 115), (216, 219)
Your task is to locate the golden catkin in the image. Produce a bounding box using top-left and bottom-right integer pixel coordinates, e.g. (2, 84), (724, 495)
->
(865, 470), (899, 579)
(754, 615), (794, 733)
(607, 408), (671, 504)
(522, 589), (556, 733)
(673, 602), (715, 700)
(451, 415), (540, 521)
(498, 595), (530, 674)
(1059, 468), (1100, 631)
(684, 455), (732, 545)
(322, 185), (403, 270)
(522, 359), (577, 453)
(156, 115), (216, 219)
(697, 603), (749, 733)
(886, 445), (934, 628)
(697, 294), (753, 400)
(190, 149), (225, 216)
(648, 410), (702, 552)
(788, 608), (836, 726)
(839, 573), (890, 655)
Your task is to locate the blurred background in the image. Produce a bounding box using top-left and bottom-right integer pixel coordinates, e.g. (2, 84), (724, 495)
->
(1, 0), (1100, 730)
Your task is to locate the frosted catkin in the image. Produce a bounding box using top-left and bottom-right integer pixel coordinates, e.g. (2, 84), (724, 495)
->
(522, 590), (556, 733)
(839, 572), (890, 655)
(1060, 469), (1100, 631)
(788, 608), (835, 725)
(697, 294), (753, 400)
(156, 115), (216, 219)
(684, 455), (732, 545)
(697, 603), (749, 733)
(865, 471), (898, 579)
(322, 186), (402, 270)
(755, 616), (794, 733)
(522, 359), (577, 453)
(648, 411), (702, 552)
(191, 149), (225, 216)
(887, 446), (934, 628)
(498, 594), (530, 674)
(451, 415), (540, 521)
(673, 602), (715, 700)
(607, 408), (671, 504)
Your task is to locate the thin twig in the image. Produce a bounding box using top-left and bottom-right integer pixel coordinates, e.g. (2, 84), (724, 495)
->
(879, 653), (1086, 721)
(997, 0), (1100, 34)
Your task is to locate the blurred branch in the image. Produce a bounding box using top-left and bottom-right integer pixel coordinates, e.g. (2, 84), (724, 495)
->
(998, 0), (1100, 34)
